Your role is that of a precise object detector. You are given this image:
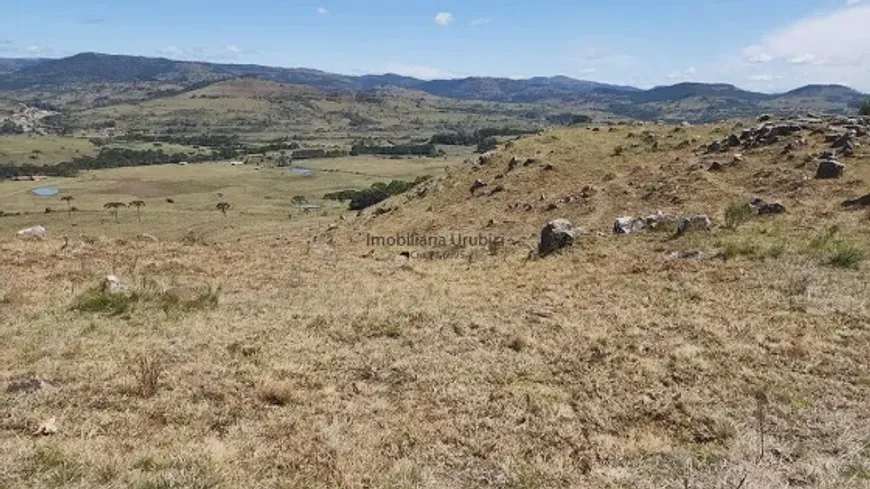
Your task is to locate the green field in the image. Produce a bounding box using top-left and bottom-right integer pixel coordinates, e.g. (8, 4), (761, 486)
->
(0, 134), (97, 166)
(0, 154), (466, 241)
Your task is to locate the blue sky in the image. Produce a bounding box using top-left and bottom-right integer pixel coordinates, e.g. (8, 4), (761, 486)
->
(3, 0), (870, 91)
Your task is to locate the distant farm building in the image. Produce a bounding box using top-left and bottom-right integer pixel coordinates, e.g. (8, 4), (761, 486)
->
(12, 175), (48, 181)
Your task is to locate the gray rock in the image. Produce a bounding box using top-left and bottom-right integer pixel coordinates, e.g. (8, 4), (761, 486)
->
(677, 215), (712, 235)
(470, 179), (487, 194)
(16, 225), (47, 240)
(102, 275), (130, 295)
(842, 193), (870, 209)
(613, 216), (646, 234)
(538, 219), (576, 256)
(6, 378), (53, 394)
(750, 198), (786, 215)
(815, 159), (844, 179)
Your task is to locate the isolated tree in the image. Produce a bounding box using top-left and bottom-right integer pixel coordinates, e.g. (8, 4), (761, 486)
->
(216, 201), (231, 215)
(104, 202), (126, 223)
(60, 195), (74, 219)
(129, 200), (145, 223)
(860, 99), (870, 116)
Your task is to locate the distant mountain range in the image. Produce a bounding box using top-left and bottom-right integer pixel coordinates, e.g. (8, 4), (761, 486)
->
(0, 52), (867, 121)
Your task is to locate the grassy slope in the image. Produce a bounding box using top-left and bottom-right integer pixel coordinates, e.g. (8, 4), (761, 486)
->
(0, 135), (97, 166)
(1, 120), (869, 488)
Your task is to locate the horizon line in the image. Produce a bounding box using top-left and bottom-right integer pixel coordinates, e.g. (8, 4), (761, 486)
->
(2, 51), (868, 96)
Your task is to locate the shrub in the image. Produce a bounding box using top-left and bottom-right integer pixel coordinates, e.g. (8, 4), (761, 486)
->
(823, 243), (866, 269)
(724, 201), (753, 230)
(129, 354), (163, 398)
(71, 288), (139, 316)
(860, 99), (870, 116)
(476, 137), (497, 153)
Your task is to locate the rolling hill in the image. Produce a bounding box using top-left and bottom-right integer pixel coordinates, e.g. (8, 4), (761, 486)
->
(0, 52), (868, 122)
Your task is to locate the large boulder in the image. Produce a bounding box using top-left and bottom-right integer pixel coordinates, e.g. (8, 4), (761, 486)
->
(538, 219), (576, 257)
(815, 159), (844, 179)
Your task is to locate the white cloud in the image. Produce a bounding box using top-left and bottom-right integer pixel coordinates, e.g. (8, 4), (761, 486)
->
(733, 5), (870, 90)
(578, 68), (597, 75)
(469, 17), (491, 26)
(743, 48), (773, 64)
(667, 66), (697, 81)
(745, 6), (870, 67)
(317, 7), (328, 14)
(386, 63), (455, 79)
(748, 74), (783, 81)
(847, 0), (861, 6)
(24, 44), (47, 56)
(434, 12), (454, 26)
(225, 44), (243, 54)
(160, 45), (184, 57)
(788, 53), (816, 65)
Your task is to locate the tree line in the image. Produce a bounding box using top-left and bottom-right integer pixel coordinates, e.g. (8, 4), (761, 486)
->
(324, 176), (430, 210)
(0, 147), (226, 179)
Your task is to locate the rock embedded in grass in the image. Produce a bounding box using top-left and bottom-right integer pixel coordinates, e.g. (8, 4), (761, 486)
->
(815, 158), (844, 179)
(538, 219), (577, 257)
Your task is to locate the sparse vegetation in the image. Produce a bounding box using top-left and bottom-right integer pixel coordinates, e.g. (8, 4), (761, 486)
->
(860, 99), (870, 116)
(3, 112), (870, 489)
(724, 200), (753, 229)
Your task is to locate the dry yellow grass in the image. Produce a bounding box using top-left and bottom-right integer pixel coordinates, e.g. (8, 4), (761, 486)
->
(2, 120), (870, 489)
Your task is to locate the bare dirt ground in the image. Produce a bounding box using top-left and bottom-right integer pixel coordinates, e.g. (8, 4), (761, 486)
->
(2, 120), (870, 489)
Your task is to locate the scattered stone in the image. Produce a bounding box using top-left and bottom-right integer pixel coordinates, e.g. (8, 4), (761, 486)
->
(727, 134), (741, 147)
(613, 216), (644, 234)
(732, 153), (745, 164)
(538, 219), (576, 257)
(613, 211), (677, 234)
(842, 193), (870, 209)
(708, 161), (724, 172)
(542, 164), (555, 171)
(102, 275), (129, 295)
(757, 114), (772, 122)
(6, 378), (53, 394)
(750, 198), (786, 215)
(478, 151), (495, 165)
(831, 132), (855, 149)
(840, 141), (855, 157)
(34, 417), (57, 436)
(507, 157), (519, 172)
(470, 179), (487, 194)
(16, 225), (46, 240)
(666, 250), (703, 260)
(706, 141), (724, 153)
(135, 233), (159, 243)
(815, 159), (844, 179)
(483, 185), (505, 197)
(677, 215), (712, 235)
